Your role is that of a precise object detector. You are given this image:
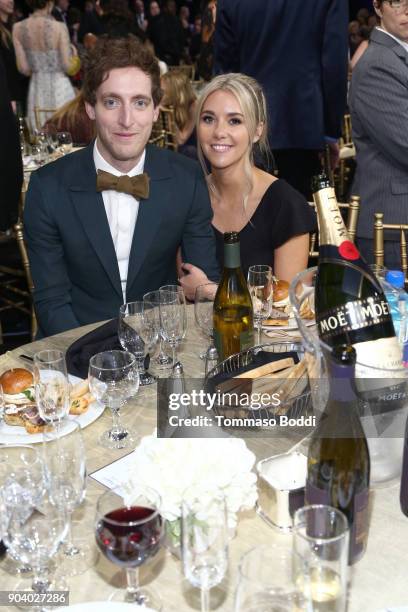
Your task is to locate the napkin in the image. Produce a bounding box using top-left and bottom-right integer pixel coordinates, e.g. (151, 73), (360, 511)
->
(66, 319), (121, 378)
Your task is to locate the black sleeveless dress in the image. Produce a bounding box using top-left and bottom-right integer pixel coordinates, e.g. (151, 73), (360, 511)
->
(213, 179), (317, 278)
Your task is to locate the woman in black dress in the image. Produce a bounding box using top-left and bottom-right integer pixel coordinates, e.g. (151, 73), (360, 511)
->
(180, 73), (317, 298)
(0, 0), (27, 112)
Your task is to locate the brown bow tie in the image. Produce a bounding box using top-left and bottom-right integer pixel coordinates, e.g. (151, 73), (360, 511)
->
(96, 170), (150, 199)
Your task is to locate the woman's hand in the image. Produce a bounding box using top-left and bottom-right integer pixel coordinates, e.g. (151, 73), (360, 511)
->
(179, 263), (211, 301)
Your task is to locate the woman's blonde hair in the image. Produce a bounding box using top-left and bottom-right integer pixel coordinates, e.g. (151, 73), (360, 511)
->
(0, 17), (13, 49)
(195, 73), (270, 206)
(161, 69), (196, 132)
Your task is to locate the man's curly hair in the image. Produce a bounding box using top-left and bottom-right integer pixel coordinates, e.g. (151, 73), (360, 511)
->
(82, 35), (162, 106)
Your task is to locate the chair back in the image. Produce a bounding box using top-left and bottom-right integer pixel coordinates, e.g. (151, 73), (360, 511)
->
(309, 195), (361, 259)
(168, 64), (196, 80)
(34, 107), (56, 129)
(14, 220), (37, 339)
(149, 106), (178, 151)
(374, 213), (408, 279)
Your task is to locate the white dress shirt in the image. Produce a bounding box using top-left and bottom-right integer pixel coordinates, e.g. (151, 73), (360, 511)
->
(376, 26), (408, 53)
(93, 142), (146, 303)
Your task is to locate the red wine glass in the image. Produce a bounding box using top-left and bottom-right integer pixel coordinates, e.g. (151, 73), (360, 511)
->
(95, 485), (164, 609)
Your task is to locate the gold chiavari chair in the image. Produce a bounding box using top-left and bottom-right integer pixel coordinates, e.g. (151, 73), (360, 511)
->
(337, 113), (356, 201)
(374, 213), (408, 280)
(308, 195), (360, 259)
(168, 64), (196, 80)
(149, 106), (178, 151)
(34, 107), (56, 129)
(14, 219), (37, 340)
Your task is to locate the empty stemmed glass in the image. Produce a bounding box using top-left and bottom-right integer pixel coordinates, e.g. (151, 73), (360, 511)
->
(33, 350), (70, 431)
(159, 288), (187, 367)
(88, 350), (139, 449)
(143, 290), (173, 369)
(119, 301), (159, 386)
(43, 421), (95, 576)
(194, 283), (218, 361)
(247, 265), (273, 344)
(95, 484), (164, 609)
(181, 487), (229, 612)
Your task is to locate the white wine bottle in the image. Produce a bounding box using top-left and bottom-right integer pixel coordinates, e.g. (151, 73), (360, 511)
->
(305, 344), (370, 565)
(313, 174), (402, 377)
(213, 232), (254, 361)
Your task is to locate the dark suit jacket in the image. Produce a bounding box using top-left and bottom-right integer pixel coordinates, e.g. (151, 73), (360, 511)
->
(0, 56), (23, 231)
(214, 0), (349, 150)
(349, 28), (408, 239)
(24, 143), (219, 337)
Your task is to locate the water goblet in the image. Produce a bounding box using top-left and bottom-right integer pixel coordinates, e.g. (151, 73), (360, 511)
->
(247, 265), (273, 344)
(194, 282), (218, 361)
(181, 487), (229, 612)
(118, 301), (159, 386)
(159, 288), (187, 367)
(95, 484), (164, 609)
(43, 421), (95, 576)
(57, 131), (73, 155)
(33, 350), (70, 431)
(143, 290), (173, 369)
(88, 350), (139, 449)
(234, 543), (304, 612)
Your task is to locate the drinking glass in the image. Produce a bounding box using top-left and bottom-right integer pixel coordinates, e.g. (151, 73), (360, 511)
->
(247, 265), (273, 345)
(119, 301), (159, 386)
(57, 131), (73, 155)
(33, 350), (70, 429)
(234, 543), (304, 612)
(31, 142), (48, 166)
(159, 288), (187, 367)
(5, 503), (68, 605)
(194, 283), (218, 361)
(181, 488), (228, 612)
(143, 290), (173, 369)
(95, 484), (164, 609)
(292, 505), (349, 612)
(88, 350), (139, 449)
(43, 422), (95, 576)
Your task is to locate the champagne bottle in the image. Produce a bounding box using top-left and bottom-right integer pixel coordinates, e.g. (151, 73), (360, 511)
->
(305, 344), (370, 564)
(313, 173), (402, 376)
(213, 232), (254, 360)
(399, 415), (408, 516)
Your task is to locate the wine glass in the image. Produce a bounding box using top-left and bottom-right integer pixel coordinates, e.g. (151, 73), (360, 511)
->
(33, 350), (70, 430)
(181, 487), (229, 612)
(95, 484), (164, 608)
(42, 421), (95, 577)
(57, 131), (73, 155)
(5, 503), (68, 605)
(143, 290), (173, 369)
(194, 282), (218, 361)
(247, 265), (273, 345)
(159, 288), (187, 367)
(88, 350), (139, 449)
(118, 301), (159, 386)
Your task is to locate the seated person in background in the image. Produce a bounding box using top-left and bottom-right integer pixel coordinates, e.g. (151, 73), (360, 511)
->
(45, 91), (95, 146)
(160, 69), (197, 157)
(24, 35), (219, 337)
(179, 73), (317, 300)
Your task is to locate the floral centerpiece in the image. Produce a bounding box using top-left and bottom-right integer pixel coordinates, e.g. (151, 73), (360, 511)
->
(123, 434), (258, 548)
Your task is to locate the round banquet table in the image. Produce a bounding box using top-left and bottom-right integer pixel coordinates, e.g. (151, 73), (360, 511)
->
(0, 306), (407, 611)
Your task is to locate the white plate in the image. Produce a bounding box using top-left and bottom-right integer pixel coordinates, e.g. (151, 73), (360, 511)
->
(66, 604), (155, 611)
(0, 375), (104, 445)
(262, 317), (315, 332)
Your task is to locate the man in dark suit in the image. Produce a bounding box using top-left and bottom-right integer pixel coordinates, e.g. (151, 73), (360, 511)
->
(52, 0), (69, 24)
(349, 0), (408, 267)
(214, 0), (349, 198)
(24, 36), (219, 337)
